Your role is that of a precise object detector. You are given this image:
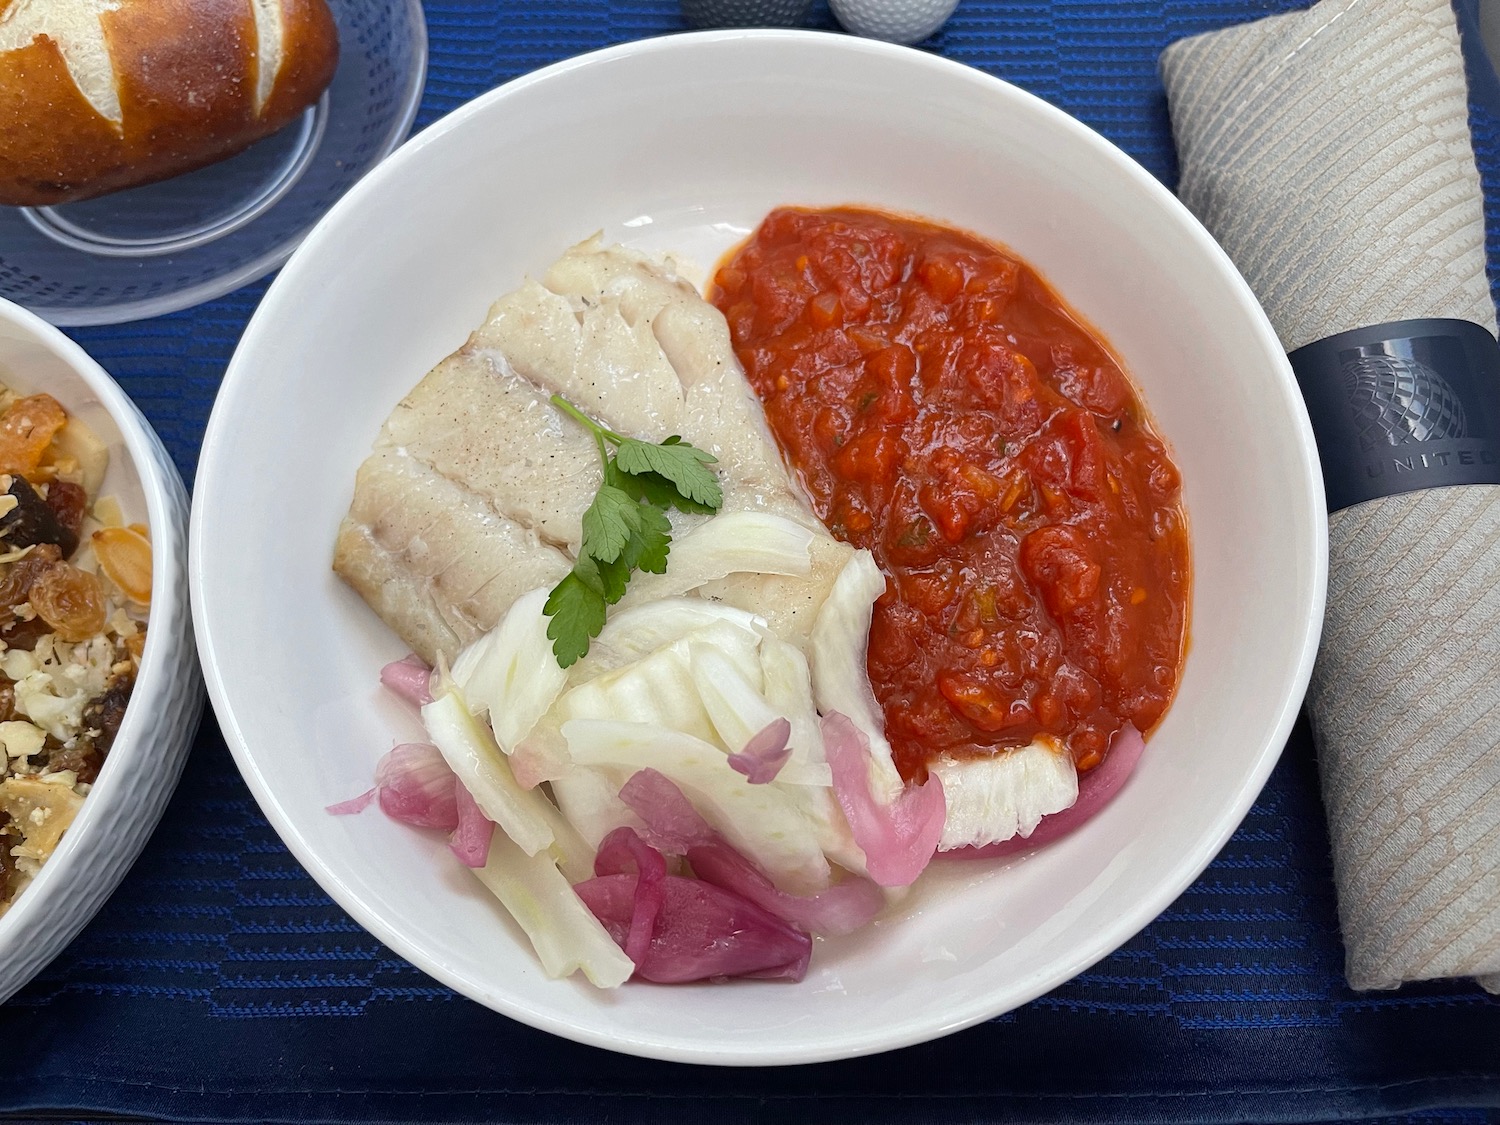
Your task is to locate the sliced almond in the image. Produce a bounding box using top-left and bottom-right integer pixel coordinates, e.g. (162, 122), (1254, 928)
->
(92, 495), (123, 529)
(92, 526), (152, 606)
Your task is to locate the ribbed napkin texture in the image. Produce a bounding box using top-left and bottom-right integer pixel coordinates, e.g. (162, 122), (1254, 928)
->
(1161, 0), (1500, 992)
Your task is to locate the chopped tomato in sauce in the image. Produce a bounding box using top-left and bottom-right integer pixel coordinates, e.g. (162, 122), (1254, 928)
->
(711, 207), (1189, 781)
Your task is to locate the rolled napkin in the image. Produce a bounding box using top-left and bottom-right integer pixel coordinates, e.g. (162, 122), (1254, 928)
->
(1161, 0), (1500, 992)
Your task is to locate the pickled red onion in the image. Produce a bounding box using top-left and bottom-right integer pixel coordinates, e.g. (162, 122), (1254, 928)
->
(448, 782), (495, 868)
(822, 711), (945, 887)
(617, 767), (716, 853)
(325, 789), (375, 815)
(618, 767), (882, 936)
(685, 842), (883, 936)
(327, 743), (461, 830)
(593, 827), (666, 968)
(575, 873), (811, 983)
(726, 717), (793, 784)
(374, 743), (460, 829)
(380, 654), (434, 708)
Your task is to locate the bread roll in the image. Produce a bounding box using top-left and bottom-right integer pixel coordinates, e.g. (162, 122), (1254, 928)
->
(0, 0), (339, 206)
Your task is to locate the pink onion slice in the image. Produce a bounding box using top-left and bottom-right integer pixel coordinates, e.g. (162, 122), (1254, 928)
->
(617, 768), (716, 853)
(686, 841), (884, 936)
(448, 782), (495, 868)
(822, 711), (945, 887)
(948, 723), (1147, 860)
(325, 789), (376, 816)
(380, 654), (434, 708)
(727, 717), (793, 784)
(620, 767), (883, 936)
(593, 827), (667, 968)
(575, 873), (812, 984)
(326, 744), (460, 828)
(374, 743), (459, 830)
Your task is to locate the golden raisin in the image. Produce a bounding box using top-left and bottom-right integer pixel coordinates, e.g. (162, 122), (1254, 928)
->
(28, 563), (107, 642)
(0, 543), (61, 609)
(0, 395), (67, 478)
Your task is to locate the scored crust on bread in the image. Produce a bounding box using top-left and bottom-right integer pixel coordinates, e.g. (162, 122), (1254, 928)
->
(0, 0), (125, 124)
(0, 0), (338, 205)
(249, 0), (284, 112)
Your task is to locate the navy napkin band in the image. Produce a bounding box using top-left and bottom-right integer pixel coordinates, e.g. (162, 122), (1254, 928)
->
(1288, 317), (1500, 512)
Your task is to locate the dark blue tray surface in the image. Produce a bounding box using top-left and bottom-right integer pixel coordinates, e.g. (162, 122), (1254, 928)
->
(3, 2), (1499, 1122)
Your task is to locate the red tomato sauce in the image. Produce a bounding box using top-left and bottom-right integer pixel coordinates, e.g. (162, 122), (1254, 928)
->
(711, 207), (1189, 781)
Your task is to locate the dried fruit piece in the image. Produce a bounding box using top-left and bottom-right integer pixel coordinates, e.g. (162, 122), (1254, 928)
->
(0, 614), (49, 652)
(41, 736), (103, 786)
(92, 526), (152, 606)
(0, 476), (78, 557)
(43, 481), (87, 546)
(83, 670), (134, 754)
(0, 396), (67, 478)
(0, 543), (60, 609)
(27, 563), (107, 643)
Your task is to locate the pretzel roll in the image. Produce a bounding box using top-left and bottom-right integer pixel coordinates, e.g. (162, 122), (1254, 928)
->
(0, 0), (339, 206)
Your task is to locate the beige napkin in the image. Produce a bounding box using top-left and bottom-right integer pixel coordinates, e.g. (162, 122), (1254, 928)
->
(1161, 0), (1500, 992)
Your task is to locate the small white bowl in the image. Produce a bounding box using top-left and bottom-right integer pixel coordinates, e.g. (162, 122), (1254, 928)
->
(0, 300), (202, 1005)
(192, 31), (1327, 1064)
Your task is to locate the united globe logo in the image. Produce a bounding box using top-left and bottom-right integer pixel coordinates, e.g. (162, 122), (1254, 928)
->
(1341, 353), (1468, 449)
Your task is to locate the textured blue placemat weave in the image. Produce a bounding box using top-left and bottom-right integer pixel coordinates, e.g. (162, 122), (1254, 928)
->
(2, 2), (1499, 1122)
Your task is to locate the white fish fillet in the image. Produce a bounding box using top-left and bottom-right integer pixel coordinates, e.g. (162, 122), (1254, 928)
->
(333, 449), (571, 664)
(334, 238), (854, 665)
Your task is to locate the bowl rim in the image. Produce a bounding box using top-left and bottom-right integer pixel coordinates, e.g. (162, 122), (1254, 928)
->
(190, 28), (1330, 1065)
(0, 296), (194, 956)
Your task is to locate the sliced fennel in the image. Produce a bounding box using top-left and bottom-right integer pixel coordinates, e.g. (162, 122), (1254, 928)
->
(758, 637), (831, 772)
(561, 718), (833, 895)
(549, 764), (640, 849)
(422, 688), (593, 881)
(617, 511), (815, 608)
(450, 586), (566, 751)
(754, 635), (865, 874)
(510, 717), (573, 789)
(574, 598), (769, 680)
(691, 641), (830, 787)
(809, 550), (903, 799)
(550, 618), (765, 748)
(472, 829), (635, 988)
(931, 739), (1078, 850)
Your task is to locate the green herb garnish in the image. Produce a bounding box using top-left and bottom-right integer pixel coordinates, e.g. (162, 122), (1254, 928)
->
(542, 395), (723, 667)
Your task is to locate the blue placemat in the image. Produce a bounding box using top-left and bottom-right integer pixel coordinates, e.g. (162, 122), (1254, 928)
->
(4, 2), (1500, 1122)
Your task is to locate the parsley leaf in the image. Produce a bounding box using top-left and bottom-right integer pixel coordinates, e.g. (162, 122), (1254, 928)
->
(612, 437), (723, 509)
(605, 461), (716, 515)
(542, 395), (723, 667)
(543, 570), (607, 669)
(630, 503), (673, 574)
(579, 485), (642, 564)
(576, 552), (630, 605)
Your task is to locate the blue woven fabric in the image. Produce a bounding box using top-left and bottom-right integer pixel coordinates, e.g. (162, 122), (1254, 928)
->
(2, 2), (1499, 1122)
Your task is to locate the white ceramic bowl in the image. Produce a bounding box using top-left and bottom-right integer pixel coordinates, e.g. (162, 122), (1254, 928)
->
(0, 300), (202, 1005)
(190, 31), (1327, 1064)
